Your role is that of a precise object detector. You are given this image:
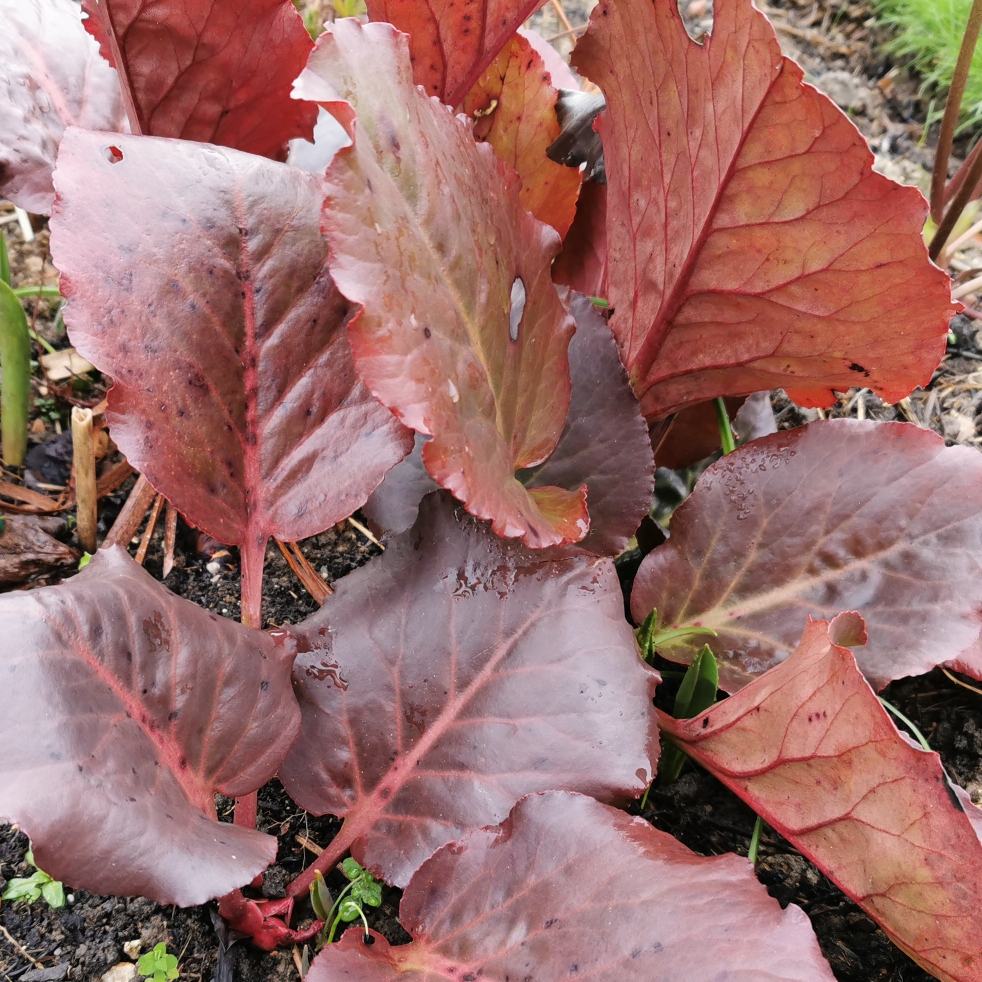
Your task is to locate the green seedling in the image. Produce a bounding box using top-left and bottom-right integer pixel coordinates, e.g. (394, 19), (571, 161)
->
(658, 645), (720, 787)
(635, 610), (717, 662)
(1, 229), (10, 286)
(0, 278), (31, 469)
(1, 850), (66, 908)
(315, 858), (382, 947)
(137, 942), (179, 982)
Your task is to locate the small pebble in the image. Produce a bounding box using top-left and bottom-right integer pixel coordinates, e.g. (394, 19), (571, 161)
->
(123, 940), (142, 961)
(101, 964), (138, 982)
(206, 560), (222, 575)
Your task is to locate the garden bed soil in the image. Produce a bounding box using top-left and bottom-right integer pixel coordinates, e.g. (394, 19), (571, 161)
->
(5, 1), (982, 980)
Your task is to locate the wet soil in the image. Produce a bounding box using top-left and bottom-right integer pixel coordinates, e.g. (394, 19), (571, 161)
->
(5, 1), (982, 980)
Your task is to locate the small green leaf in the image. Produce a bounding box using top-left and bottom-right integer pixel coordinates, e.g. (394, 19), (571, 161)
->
(341, 858), (364, 880)
(2, 874), (44, 904)
(40, 877), (66, 909)
(658, 646), (719, 786)
(78, 552), (93, 570)
(635, 609), (658, 661)
(351, 876), (382, 908)
(339, 898), (362, 923)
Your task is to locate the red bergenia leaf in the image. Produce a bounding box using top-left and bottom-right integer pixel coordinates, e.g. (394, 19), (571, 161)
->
(364, 0), (546, 108)
(571, 0), (956, 420)
(307, 791), (835, 982)
(461, 30), (581, 236)
(297, 20), (586, 549)
(661, 617), (982, 982)
(0, 547), (298, 907)
(0, 0), (124, 214)
(364, 293), (653, 556)
(81, 0), (316, 159)
(632, 420), (982, 691)
(51, 128), (411, 624)
(279, 493), (659, 890)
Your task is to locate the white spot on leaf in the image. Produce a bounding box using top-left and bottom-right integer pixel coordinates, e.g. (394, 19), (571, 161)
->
(509, 278), (526, 342)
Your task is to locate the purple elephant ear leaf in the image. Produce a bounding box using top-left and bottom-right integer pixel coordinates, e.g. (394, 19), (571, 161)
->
(0, 547), (299, 907)
(50, 128), (412, 626)
(0, 0), (124, 214)
(307, 792), (836, 982)
(280, 492), (660, 892)
(632, 419), (982, 691)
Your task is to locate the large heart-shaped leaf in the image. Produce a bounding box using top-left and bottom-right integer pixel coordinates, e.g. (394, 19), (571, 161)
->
(461, 29), (581, 236)
(51, 128), (412, 625)
(571, 0), (956, 420)
(297, 20), (586, 549)
(81, 0), (316, 159)
(0, 0), (124, 214)
(364, 293), (654, 556)
(661, 616), (982, 982)
(364, 0), (546, 108)
(632, 420), (982, 691)
(279, 492), (659, 891)
(307, 791), (836, 982)
(0, 547), (298, 907)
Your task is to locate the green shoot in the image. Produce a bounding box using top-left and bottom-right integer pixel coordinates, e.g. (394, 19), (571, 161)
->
(658, 645), (720, 786)
(137, 943), (179, 982)
(0, 231), (9, 287)
(316, 858), (382, 948)
(635, 610), (717, 662)
(747, 815), (764, 865)
(588, 296), (610, 308)
(0, 279), (32, 468)
(879, 697), (932, 750)
(1, 850), (66, 908)
(713, 396), (736, 455)
(332, 0), (366, 18)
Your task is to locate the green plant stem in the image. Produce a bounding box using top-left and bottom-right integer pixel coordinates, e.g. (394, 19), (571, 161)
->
(0, 231), (9, 287)
(930, 130), (982, 259)
(29, 329), (56, 356)
(11, 286), (61, 300)
(879, 697), (932, 750)
(714, 397), (736, 454)
(747, 814), (764, 865)
(930, 0), (982, 222)
(0, 280), (31, 468)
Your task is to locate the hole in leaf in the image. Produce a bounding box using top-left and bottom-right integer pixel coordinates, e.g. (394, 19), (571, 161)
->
(104, 145), (124, 164)
(509, 277), (526, 342)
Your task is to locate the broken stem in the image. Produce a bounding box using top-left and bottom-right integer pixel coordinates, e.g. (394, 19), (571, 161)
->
(71, 407), (98, 553)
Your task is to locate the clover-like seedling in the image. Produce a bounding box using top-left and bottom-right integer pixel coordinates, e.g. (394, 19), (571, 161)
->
(137, 943), (179, 982)
(315, 858), (383, 947)
(1, 850), (65, 909)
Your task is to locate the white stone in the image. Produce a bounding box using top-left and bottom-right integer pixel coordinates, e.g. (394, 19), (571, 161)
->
(122, 940), (142, 960)
(101, 964), (138, 982)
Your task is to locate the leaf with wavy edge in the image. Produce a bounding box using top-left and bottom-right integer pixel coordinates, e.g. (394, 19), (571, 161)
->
(307, 791), (835, 982)
(365, 293), (653, 556)
(571, 0), (956, 420)
(660, 616), (982, 982)
(81, 0), (315, 158)
(0, 547), (298, 907)
(297, 20), (586, 549)
(279, 492), (659, 891)
(51, 128), (411, 625)
(632, 420), (982, 691)
(364, 0), (546, 108)
(462, 29), (581, 236)
(0, 0), (124, 214)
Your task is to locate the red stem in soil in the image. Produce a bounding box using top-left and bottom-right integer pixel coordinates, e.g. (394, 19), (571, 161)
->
(239, 534), (266, 630)
(234, 791), (258, 828)
(287, 820), (360, 899)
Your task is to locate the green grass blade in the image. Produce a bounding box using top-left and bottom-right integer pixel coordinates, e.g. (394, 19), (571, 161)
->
(0, 280), (31, 468)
